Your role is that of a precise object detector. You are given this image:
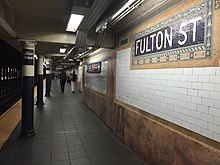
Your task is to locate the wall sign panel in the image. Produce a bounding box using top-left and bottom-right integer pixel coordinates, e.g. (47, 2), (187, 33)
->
(131, 0), (214, 68)
(86, 62), (101, 73)
(84, 48), (115, 95)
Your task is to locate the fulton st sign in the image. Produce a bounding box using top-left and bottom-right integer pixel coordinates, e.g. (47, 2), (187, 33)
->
(131, 0), (213, 66)
(134, 16), (204, 56)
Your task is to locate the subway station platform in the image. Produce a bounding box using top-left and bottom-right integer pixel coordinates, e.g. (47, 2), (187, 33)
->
(0, 80), (142, 165)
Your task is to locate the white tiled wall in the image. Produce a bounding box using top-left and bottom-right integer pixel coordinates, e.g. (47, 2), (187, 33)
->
(116, 48), (220, 142)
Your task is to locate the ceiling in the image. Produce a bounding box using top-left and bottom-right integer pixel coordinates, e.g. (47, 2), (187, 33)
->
(0, 0), (184, 65)
(0, 0), (119, 68)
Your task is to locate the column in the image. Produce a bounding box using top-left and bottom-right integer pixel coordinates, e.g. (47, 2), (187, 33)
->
(36, 55), (44, 106)
(45, 58), (51, 97)
(20, 40), (36, 137)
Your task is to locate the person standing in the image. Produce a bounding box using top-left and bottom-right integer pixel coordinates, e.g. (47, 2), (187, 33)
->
(70, 71), (77, 93)
(59, 70), (67, 93)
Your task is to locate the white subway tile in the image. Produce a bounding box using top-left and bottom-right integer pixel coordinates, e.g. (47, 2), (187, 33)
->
(214, 116), (220, 125)
(172, 111), (187, 121)
(183, 68), (193, 75)
(216, 68), (220, 75)
(181, 108), (191, 115)
(192, 82), (203, 90)
(210, 91), (220, 100)
(182, 121), (191, 130)
(191, 110), (202, 119)
(175, 68), (183, 74)
(178, 75), (188, 81)
(214, 133), (220, 142)
(188, 89), (198, 96)
(214, 100), (220, 108)
(174, 118), (182, 125)
(166, 115), (174, 122)
(190, 124), (201, 133)
(175, 94), (191, 102)
(209, 107), (220, 117)
(172, 75), (179, 81)
(187, 75), (198, 82)
(187, 116), (197, 124)
(167, 69), (175, 75)
(215, 84), (220, 92)
(198, 90), (210, 98)
(192, 96), (202, 104)
(198, 76), (210, 83)
(201, 128), (213, 139)
(178, 101), (188, 108)
(197, 119), (208, 129)
(187, 103), (197, 110)
(174, 87), (188, 95)
(208, 123), (220, 134)
(202, 98), (214, 106)
(166, 103), (174, 110)
(180, 82), (192, 88)
(164, 86), (172, 92)
(197, 105), (209, 113)
(116, 51), (220, 142)
(210, 76), (220, 83)
(202, 113), (214, 123)
(193, 68), (204, 75)
(203, 67), (216, 75)
(203, 83), (215, 91)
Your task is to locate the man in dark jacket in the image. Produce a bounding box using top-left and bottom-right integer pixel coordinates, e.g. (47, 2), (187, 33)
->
(59, 70), (67, 93)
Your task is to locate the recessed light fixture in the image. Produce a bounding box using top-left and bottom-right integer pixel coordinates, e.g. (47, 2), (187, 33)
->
(66, 14), (84, 32)
(59, 48), (67, 54)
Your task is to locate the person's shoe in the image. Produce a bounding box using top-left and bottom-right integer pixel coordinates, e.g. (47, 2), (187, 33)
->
(72, 91), (75, 93)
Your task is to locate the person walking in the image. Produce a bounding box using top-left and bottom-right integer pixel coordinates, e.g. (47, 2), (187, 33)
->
(59, 70), (67, 93)
(70, 71), (77, 93)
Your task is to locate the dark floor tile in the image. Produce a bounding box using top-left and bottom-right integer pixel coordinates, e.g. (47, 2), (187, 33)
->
(32, 155), (50, 165)
(51, 152), (69, 163)
(0, 81), (142, 165)
(52, 136), (66, 143)
(69, 150), (87, 160)
(34, 142), (51, 150)
(52, 160), (71, 165)
(68, 144), (84, 152)
(52, 141), (67, 148)
(52, 145), (68, 154)
(71, 158), (90, 165)
(33, 147), (51, 156)
(35, 133), (51, 139)
(66, 139), (82, 145)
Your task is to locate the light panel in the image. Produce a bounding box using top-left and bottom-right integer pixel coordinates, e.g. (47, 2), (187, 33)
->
(59, 48), (66, 54)
(66, 14), (84, 32)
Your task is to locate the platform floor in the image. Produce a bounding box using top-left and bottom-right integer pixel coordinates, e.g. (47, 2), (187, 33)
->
(0, 80), (142, 165)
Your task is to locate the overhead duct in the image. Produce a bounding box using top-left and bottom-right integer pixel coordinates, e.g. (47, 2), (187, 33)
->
(66, 0), (113, 59)
(75, 30), (88, 48)
(78, 0), (113, 31)
(96, 0), (144, 32)
(84, 0), (90, 6)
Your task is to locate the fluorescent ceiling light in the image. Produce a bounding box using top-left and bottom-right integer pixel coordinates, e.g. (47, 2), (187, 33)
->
(112, 0), (136, 19)
(66, 14), (84, 32)
(60, 48), (67, 54)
